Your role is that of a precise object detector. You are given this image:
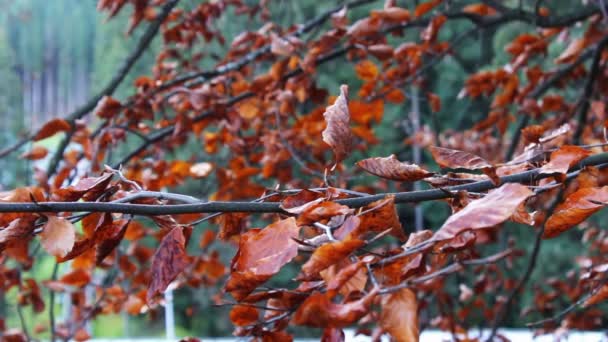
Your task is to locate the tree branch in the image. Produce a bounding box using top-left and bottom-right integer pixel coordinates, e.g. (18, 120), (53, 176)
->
(1, 152), (607, 215)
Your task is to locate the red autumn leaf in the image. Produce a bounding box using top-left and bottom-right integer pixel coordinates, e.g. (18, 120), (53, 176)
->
(299, 239), (366, 280)
(434, 183), (533, 241)
(544, 186), (608, 239)
(59, 268), (91, 287)
(40, 216), (75, 258)
(353, 196), (406, 241)
(293, 287), (379, 327)
(147, 226), (189, 301)
(427, 93), (441, 112)
(368, 44), (395, 60)
(584, 285), (608, 307)
(225, 217), (300, 300)
(380, 288), (419, 342)
(323, 259), (368, 297)
(52, 173), (113, 202)
(297, 201), (354, 226)
(93, 96), (122, 119)
(33, 118), (71, 141)
(429, 146), (500, 185)
(20, 146), (48, 160)
(539, 145), (592, 176)
(96, 219), (130, 265)
(321, 327), (345, 342)
(355, 60), (379, 81)
(322, 85), (354, 169)
(229, 305), (259, 326)
(357, 154), (434, 181)
(0, 216), (37, 251)
(414, 0), (442, 17)
(462, 3), (497, 16)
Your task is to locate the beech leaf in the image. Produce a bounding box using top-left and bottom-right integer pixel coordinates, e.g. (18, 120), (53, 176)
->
(33, 118), (71, 141)
(147, 226), (189, 301)
(434, 183), (533, 241)
(357, 154), (434, 181)
(380, 288), (419, 342)
(40, 216), (75, 258)
(539, 145), (591, 176)
(544, 186), (608, 239)
(322, 84), (353, 170)
(430, 146), (500, 185)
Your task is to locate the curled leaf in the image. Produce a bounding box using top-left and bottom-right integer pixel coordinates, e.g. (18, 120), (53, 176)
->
(322, 85), (353, 170)
(357, 154), (434, 181)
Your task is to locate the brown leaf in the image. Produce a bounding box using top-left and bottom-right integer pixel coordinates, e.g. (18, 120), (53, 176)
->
(355, 196), (406, 241)
(544, 186), (608, 239)
(380, 288), (419, 342)
(414, 0), (442, 17)
(539, 145), (591, 176)
(357, 154), (434, 181)
(93, 96), (122, 119)
(225, 218), (300, 300)
(355, 60), (379, 81)
(462, 3), (497, 16)
(293, 287), (379, 327)
(96, 219), (129, 265)
(0, 216), (37, 251)
(427, 93), (441, 112)
(40, 216), (75, 258)
(297, 201), (353, 226)
(52, 173), (113, 202)
(229, 305), (259, 326)
(20, 146), (48, 160)
(434, 183), (533, 241)
(584, 285), (608, 307)
(322, 85), (353, 169)
(299, 239), (366, 280)
(322, 260), (368, 297)
(429, 146), (500, 185)
(33, 119), (71, 141)
(147, 226), (189, 301)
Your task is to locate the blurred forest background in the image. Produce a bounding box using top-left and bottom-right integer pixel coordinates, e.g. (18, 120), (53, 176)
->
(0, 0), (597, 338)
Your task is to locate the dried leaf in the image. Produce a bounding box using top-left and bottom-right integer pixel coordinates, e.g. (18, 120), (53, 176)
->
(225, 218), (300, 300)
(414, 0), (442, 17)
(299, 239), (366, 280)
(357, 154), (434, 181)
(430, 146), (500, 185)
(434, 183), (533, 241)
(462, 3), (497, 16)
(230, 305), (259, 326)
(354, 196), (406, 241)
(40, 216), (75, 258)
(544, 186), (608, 239)
(293, 288), (379, 327)
(322, 85), (353, 169)
(52, 173), (113, 202)
(33, 119), (71, 141)
(20, 146), (48, 160)
(147, 226), (189, 301)
(380, 288), (419, 342)
(94, 96), (122, 119)
(539, 145), (591, 176)
(355, 60), (379, 81)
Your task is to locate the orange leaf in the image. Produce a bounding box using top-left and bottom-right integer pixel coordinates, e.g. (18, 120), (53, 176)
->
(322, 85), (354, 169)
(427, 93), (441, 112)
(355, 60), (379, 81)
(93, 96), (122, 119)
(33, 119), (71, 141)
(40, 216), (75, 258)
(539, 145), (592, 176)
(544, 186), (608, 239)
(434, 183), (533, 241)
(59, 268), (91, 287)
(357, 154), (434, 181)
(355, 196), (406, 241)
(147, 226), (189, 301)
(225, 218), (300, 300)
(20, 146), (48, 160)
(293, 288), (379, 327)
(380, 288), (419, 342)
(584, 285), (608, 307)
(462, 3), (497, 16)
(414, 0), (442, 17)
(386, 88), (406, 103)
(299, 239), (366, 280)
(229, 305), (259, 326)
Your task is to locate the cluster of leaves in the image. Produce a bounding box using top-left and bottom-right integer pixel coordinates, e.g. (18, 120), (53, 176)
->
(3, 0), (608, 341)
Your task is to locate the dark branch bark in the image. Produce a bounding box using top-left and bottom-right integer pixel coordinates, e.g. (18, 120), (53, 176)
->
(2, 152), (608, 215)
